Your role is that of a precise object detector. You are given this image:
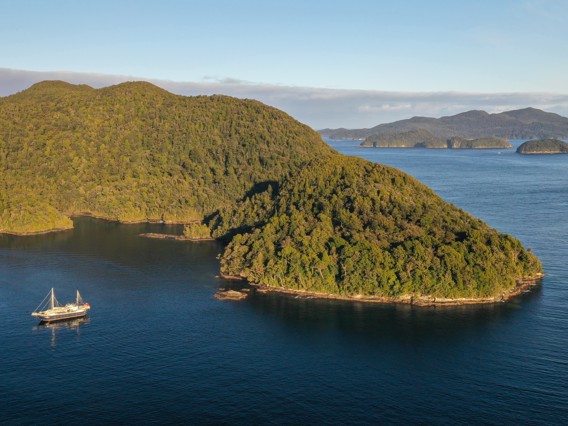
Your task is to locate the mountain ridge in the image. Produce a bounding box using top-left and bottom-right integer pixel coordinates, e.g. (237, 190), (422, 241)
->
(320, 107), (568, 140)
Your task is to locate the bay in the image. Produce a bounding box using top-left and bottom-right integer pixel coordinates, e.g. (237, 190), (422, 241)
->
(1, 140), (567, 424)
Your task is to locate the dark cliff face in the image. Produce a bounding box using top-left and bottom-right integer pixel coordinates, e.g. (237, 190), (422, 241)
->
(516, 139), (568, 154)
(322, 108), (568, 140)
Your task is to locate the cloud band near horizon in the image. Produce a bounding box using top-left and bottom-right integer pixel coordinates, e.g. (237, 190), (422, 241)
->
(2, 67), (568, 130)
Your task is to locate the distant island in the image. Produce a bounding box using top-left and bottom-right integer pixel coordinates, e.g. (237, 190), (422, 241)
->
(0, 81), (542, 305)
(361, 129), (511, 149)
(320, 107), (568, 140)
(517, 139), (568, 154)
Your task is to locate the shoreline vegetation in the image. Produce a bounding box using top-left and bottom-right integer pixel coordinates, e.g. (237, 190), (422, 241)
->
(0, 226), (74, 236)
(220, 273), (544, 306)
(1, 81), (544, 306)
(0, 213), (198, 237)
(139, 232), (214, 242)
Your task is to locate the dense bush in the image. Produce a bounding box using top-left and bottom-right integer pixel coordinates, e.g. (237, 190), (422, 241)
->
(1, 81), (542, 299)
(0, 81), (333, 232)
(213, 156), (542, 298)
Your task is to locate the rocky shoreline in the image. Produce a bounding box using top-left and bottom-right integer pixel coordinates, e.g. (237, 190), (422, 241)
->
(214, 289), (249, 300)
(139, 232), (214, 242)
(71, 212), (199, 226)
(0, 213), (203, 236)
(220, 273), (544, 307)
(0, 226), (74, 236)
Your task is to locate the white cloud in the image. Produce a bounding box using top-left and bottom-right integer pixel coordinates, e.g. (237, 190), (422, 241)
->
(358, 104), (414, 113)
(2, 67), (568, 129)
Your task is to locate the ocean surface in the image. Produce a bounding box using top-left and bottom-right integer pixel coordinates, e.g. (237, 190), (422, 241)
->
(1, 139), (567, 424)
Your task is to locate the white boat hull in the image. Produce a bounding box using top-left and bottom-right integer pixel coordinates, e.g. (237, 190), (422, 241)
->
(32, 289), (91, 323)
(32, 307), (89, 323)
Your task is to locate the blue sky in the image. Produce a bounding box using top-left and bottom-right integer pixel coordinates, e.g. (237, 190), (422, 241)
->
(2, 0), (568, 127)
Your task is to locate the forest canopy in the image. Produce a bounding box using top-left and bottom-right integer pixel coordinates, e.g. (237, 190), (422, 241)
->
(0, 81), (333, 232)
(0, 81), (542, 300)
(212, 156), (542, 299)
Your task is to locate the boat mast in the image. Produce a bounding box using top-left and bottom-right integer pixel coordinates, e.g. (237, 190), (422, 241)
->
(50, 288), (55, 309)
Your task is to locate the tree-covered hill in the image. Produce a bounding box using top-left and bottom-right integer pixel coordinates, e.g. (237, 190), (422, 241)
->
(516, 139), (568, 154)
(1, 81), (543, 302)
(212, 156), (542, 300)
(0, 81), (333, 233)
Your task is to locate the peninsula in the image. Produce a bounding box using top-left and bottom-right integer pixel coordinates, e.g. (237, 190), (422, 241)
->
(0, 81), (543, 304)
(516, 139), (568, 154)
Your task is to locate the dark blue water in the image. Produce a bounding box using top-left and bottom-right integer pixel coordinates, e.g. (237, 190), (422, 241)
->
(1, 140), (567, 424)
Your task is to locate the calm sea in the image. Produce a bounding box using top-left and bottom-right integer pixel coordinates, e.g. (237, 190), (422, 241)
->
(1, 140), (567, 424)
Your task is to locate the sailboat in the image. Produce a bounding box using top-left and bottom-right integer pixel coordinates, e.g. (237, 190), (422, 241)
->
(32, 288), (91, 323)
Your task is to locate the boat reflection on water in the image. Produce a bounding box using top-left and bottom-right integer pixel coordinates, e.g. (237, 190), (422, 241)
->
(33, 317), (90, 347)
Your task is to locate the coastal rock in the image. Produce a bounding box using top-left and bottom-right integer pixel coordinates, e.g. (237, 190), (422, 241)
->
(214, 289), (248, 301)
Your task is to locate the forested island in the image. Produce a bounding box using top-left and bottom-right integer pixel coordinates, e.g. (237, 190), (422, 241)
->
(361, 130), (510, 149)
(0, 81), (543, 304)
(516, 139), (568, 154)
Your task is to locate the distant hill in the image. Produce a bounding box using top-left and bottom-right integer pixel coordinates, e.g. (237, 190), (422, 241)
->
(320, 108), (568, 140)
(360, 129), (511, 149)
(517, 139), (568, 154)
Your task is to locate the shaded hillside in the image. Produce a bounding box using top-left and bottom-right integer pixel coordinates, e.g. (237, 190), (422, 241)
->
(0, 81), (334, 233)
(517, 139), (568, 154)
(360, 130), (510, 149)
(321, 108), (568, 140)
(211, 156), (542, 300)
